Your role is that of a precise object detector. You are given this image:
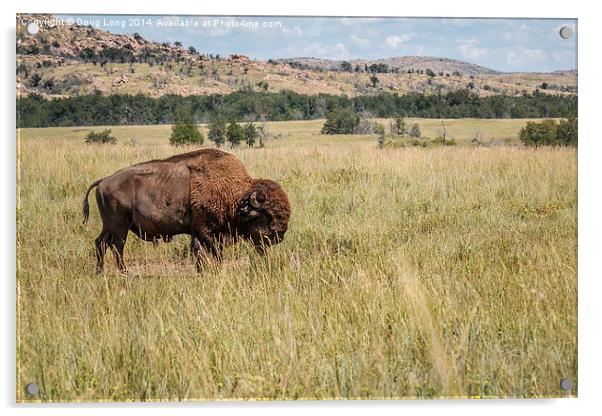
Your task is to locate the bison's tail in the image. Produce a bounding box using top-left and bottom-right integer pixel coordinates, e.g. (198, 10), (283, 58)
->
(82, 178), (104, 224)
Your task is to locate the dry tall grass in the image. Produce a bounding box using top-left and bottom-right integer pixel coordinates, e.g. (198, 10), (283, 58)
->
(17, 123), (577, 401)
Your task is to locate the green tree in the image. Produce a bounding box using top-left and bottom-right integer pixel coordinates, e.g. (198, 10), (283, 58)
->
(426, 68), (436, 77)
(519, 119), (557, 147)
(321, 108), (360, 134)
(226, 121), (244, 148)
(243, 122), (258, 147)
(208, 114), (227, 147)
(169, 109), (203, 146)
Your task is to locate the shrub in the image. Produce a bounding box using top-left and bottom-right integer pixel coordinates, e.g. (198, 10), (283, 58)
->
(409, 123), (421, 138)
(79, 47), (97, 62)
(42, 78), (54, 91)
(256, 81), (269, 92)
(169, 122), (203, 146)
(411, 139), (427, 148)
(432, 136), (457, 146)
(321, 108), (360, 134)
(169, 108), (203, 146)
(29, 73), (42, 87)
(339, 61), (353, 72)
(85, 129), (117, 144)
(369, 74), (379, 88)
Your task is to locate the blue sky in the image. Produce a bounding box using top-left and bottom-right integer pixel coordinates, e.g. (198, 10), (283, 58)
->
(57, 15), (577, 72)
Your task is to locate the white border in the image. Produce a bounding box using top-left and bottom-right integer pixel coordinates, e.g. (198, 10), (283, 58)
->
(3, 1), (601, 415)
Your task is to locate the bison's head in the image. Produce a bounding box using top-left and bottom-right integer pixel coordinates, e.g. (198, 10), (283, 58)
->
(237, 179), (291, 251)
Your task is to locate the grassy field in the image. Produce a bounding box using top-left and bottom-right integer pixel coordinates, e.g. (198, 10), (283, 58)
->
(16, 119), (577, 401)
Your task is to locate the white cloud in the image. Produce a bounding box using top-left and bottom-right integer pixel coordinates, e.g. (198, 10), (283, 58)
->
(505, 48), (546, 68)
(350, 34), (371, 49)
(282, 25), (303, 36)
(552, 51), (564, 63)
(305, 21), (326, 37)
(303, 42), (350, 59)
(334, 42), (350, 59)
(385, 34), (411, 49)
(457, 38), (489, 60)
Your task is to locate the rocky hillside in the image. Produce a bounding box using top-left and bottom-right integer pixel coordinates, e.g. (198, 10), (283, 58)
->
(276, 56), (499, 75)
(16, 14), (577, 99)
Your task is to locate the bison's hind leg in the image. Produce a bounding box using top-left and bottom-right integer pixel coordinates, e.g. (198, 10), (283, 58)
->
(109, 228), (129, 273)
(95, 229), (111, 274)
(94, 228), (129, 274)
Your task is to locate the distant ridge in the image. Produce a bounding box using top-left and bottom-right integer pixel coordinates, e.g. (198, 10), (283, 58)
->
(552, 69), (578, 76)
(276, 56), (500, 75)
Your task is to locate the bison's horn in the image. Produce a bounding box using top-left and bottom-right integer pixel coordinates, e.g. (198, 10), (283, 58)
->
(249, 191), (261, 208)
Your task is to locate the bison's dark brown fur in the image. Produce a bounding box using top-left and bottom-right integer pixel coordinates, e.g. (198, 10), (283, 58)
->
(83, 149), (291, 273)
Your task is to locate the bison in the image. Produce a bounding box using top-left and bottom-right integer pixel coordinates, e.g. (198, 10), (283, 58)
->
(82, 149), (291, 273)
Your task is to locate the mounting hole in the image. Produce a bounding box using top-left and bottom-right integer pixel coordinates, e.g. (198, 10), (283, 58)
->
(25, 383), (39, 395)
(559, 378), (573, 391)
(559, 26), (573, 40)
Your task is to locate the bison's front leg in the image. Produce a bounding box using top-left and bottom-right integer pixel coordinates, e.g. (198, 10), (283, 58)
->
(191, 235), (223, 272)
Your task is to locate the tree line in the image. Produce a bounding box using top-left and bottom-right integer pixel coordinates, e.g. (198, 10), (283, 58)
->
(17, 89), (577, 128)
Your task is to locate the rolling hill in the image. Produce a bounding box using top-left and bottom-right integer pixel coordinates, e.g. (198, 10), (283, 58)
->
(16, 14), (577, 99)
